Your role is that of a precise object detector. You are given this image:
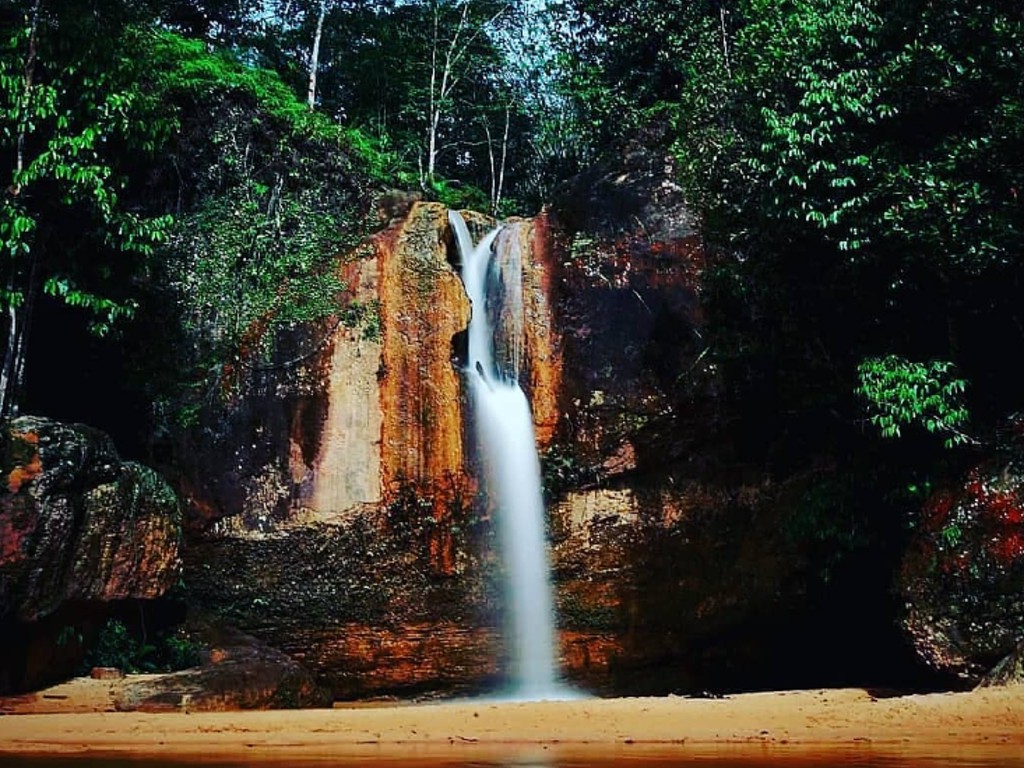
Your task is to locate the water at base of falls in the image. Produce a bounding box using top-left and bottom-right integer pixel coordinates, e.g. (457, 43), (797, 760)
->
(450, 210), (578, 702)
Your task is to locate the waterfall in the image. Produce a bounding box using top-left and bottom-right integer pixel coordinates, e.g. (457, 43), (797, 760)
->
(450, 211), (569, 700)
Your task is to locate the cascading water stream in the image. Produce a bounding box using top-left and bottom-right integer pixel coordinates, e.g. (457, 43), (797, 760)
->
(450, 211), (569, 700)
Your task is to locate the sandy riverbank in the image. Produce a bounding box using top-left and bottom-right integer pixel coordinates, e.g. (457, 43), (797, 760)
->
(1, 679), (1023, 761)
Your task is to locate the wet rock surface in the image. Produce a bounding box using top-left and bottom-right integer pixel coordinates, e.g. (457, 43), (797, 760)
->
(182, 502), (498, 699)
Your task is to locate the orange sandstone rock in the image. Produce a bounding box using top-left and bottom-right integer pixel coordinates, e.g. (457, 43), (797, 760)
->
(378, 202), (474, 573)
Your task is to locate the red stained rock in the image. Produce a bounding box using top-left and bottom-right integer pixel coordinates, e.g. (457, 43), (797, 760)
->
(378, 202), (475, 573)
(899, 457), (1024, 682)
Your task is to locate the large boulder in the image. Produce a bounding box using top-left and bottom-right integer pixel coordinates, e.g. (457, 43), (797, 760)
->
(114, 624), (331, 711)
(0, 416), (182, 693)
(0, 623), (330, 712)
(899, 455), (1024, 683)
(1, 416), (182, 622)
(978, 639), (1024, 688)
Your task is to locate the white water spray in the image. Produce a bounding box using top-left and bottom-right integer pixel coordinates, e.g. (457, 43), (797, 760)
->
(450, 211), (569, 700)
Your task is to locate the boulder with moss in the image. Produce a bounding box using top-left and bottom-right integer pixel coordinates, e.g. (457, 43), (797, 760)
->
(1, 416), (182, 693)
(899, 453), (1024, 683)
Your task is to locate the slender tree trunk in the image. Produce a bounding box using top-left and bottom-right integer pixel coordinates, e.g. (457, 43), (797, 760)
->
(495, 104), (510, 215)
(425, 2), (442, 184)
(1, 260), (36, 420)
(719, 6), (732, 77)
(10, 253), (39, 413)
(10, 0), (40, 199)
(483, 104), (511, 216)
(1, 0), (42, 420)
(484, 118), (495, 207)
(426, 0), (472, 184)
(1, 303), (22, 420)
(307, 0), (328, 110)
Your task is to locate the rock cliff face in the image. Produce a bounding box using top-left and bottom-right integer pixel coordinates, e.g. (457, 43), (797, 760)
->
(378, 204), (474, 572)
(179, 161), (755, 698)
(178, 199), (572, 698)
(487, 216), (562, 446)
(178, 158), (930, 700)
(177, 159), (826, 699)
(180, 202), (498, 698)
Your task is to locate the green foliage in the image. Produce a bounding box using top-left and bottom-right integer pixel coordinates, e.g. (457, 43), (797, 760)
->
(126, 27), (381, 426)
(697, 0), (1023, 277)
(148, 31), (320, 136)
(167, 177), (346, 360)
(339, 126), (417, 188)
(340, 299), (382, 342)
(145, 28), (411, 186)
(556, 592), (618, 631)
(425, 178), (490, 212)
(551, 0), (1022, 527)
(158, 630), (204, 670)
(0, 21), (174, 270)
(558, 0), (1023, 299)
(56, 625), (83, 648)
(856, 355), (972, 449)
(82, 619), (203, 674)
(540, 444), (594, 502)
(83, 619), (147, 672)
(1, 6), (176, 413)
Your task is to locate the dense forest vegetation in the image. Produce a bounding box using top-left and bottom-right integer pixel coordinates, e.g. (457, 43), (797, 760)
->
(2, 0), (1023, 521)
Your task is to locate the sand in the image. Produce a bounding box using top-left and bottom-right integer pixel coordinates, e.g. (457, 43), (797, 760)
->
(1, 678), (1023, 763)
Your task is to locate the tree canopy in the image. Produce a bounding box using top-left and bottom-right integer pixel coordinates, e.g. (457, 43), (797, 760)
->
(3, 0), (1023, 499)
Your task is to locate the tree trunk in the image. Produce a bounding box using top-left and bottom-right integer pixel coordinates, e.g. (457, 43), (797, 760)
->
(10, 254), (38, 415)
(1, 0), (42, 420)
(425, 2), (442, 184)
(425, 0), (474, 184)
(719, 6), (732, 77)
(307, 0), (328, 110)
(494, 104), (510, 215)
(1, 303), (23, 420)
(483, 104), (511, 216)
